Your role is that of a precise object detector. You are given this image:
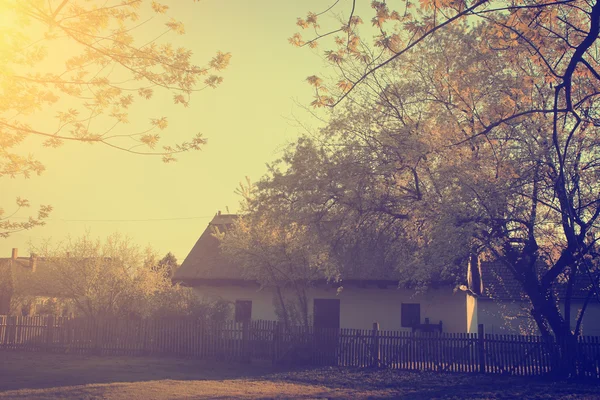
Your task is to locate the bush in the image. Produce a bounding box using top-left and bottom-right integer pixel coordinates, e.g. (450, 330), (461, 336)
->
(147, 285), (231, 323)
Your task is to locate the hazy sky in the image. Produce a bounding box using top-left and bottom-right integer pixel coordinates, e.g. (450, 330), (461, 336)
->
(1, 0), (337, 261)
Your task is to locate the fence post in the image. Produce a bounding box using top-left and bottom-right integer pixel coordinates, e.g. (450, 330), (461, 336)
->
(477, 323), (485, 373)
(0, 316), (4, 347)
(372, 322), (380, 368)
(8, 315), (17, 346)
(271, 321), (279, 366)
(94, 318), (103, 356)
(242, 320), (250, 364)
(46, 315), (55, 351)
(141, 319), (148, 356)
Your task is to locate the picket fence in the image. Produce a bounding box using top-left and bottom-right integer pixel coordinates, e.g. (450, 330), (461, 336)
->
(1, 315), (600, 379)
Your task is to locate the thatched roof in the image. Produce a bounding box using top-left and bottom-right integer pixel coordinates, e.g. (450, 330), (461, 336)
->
(173, 214), (414, 285)
(173, 214), (243, 282)
(480, 261), (597, 301)
(175, 215), (600, 304)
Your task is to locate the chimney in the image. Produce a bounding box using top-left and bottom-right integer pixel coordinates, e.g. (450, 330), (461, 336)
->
(11, 248), (18, 260)
(30, 253), (37, 273)
(218, 210), (222, 216)
(467, 254), (483, 296)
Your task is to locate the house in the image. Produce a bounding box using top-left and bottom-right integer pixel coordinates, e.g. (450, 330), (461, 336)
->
(0, 248), (75, 317)
(173, 214), (478, 333)
(470, 259), (600, 336)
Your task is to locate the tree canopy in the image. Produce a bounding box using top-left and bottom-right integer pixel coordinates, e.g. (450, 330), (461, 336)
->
(0, 0), (231, 237)
(221, 0), (600, 347)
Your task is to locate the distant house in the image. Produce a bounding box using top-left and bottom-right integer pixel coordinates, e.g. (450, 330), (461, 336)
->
(173, 214), (478, 333)
(471, 260), (600, 336)
(0, 248), (75, 317)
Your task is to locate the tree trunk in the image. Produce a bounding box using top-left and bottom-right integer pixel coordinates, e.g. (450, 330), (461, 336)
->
(526, 284), (578, 378)
(274, 286), (291, 331)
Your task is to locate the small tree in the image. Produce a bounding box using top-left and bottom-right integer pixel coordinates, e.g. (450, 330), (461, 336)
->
(151, 252), (179, 280)
(31, 233), (213, 319)
(218, 183), (337, 329)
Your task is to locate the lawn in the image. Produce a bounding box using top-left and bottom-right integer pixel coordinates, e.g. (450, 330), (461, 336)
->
(0, 351), (599, 399)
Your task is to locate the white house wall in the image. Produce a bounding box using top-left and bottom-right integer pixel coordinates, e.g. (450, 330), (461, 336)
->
(466, 294), (478, 334)
(573, 302), (600, 336)
(193, 284), (469, 333)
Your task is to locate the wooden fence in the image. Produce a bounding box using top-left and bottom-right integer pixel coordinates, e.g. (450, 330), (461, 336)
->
(2, 316), (600, 379)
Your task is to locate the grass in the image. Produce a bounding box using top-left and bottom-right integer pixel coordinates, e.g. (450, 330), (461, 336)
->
(0, 351), (599, 399)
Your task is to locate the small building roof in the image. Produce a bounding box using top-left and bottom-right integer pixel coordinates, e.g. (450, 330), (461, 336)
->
(0, 256), (66, 298)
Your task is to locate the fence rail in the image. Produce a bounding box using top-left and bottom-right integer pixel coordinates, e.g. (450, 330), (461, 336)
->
(1, 315), (600, 378)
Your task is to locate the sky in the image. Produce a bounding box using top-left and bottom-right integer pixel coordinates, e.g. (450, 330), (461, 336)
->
(0, 0), (344, 261)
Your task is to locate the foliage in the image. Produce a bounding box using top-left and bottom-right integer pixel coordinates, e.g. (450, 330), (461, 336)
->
(147, 284), (231, 321)
(149, 252), (179, 280)
(0, 199), (52, 239)
(252, 133), (469, 289)
(0, 0), (231, 237)
(289, 0), (600, 346)
(29, 232), (221, 319)
(218, 183), (337, 329)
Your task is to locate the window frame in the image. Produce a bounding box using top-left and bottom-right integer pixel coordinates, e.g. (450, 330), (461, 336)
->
(401, 303), (421, 328)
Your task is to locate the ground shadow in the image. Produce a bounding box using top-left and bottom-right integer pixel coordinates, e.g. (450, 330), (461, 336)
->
(0, 351), (274, 391)
(265, 366), (600, 399)
(1, 351), (599, 399)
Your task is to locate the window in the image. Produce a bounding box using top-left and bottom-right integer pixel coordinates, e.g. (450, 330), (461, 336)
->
(401, 303), (421, 328)
(235, 300), (252, 323)
(313, 299), (340, 329)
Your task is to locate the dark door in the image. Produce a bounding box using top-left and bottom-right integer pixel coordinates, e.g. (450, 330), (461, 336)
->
(313, 299), (340, 329)
(235, 300), (252, 323)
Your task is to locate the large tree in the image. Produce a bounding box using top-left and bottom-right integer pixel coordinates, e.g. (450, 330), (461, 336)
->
(1, 0), (230, 237)
(285, 0), (600, 347)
